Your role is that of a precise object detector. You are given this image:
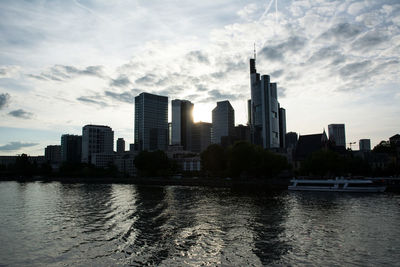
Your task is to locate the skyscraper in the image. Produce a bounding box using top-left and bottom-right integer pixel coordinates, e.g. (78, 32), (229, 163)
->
(45, 145), (61, 164)
(171, 99), (194, 151)
(328, 124), (346, 147)
(61, 134), (82, 163)
(249, 57), (281, 149)
(117, 138), (125, 153)
(191, 122), (212, 153)
(81, 125), (114, 163)
(359, 139), (371, 151)
(212, 100), (234, 144)
(279, 106), (286, 149)
(134, 92), (168, 151)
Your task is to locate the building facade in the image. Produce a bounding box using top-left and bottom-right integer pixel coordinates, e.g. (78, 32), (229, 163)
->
(279, 106), (286, 149)
(117, 138), (125, 153)
(134, 92), (168, 151)
(359, 139), (371, 151)
(45, 145), (61, 164)
(82, 125), (114, 163)
(328, 124), (346, 147)
(191, 122), (212, 153)
(171, 99), (194, 151)
(249, 58), (282, 149)
(211, 100), (235, 144)
(61, 134), (82, 163)
(285, 132), (298, 149)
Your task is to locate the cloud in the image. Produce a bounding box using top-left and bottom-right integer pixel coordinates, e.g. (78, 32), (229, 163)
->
(339, 60), (371, 78)
(259, 36), (306, 61)
(352, 30), (389, 51)
(186, 50), (210, 64)
(196, 84), (208, 92)
(104, 90), (136, 103)
(8, 109), (34, 119)
(271, 69), (284, 78)
(135, 73), (158, 85)
(29, 65), (104, 81)
(206, 89), (243, 102)
(278, 86), (287, 98)
(110, 75), (131, 87)
(0, 93), (11, 109)
(347, 2), (367, 16)
(0, 66), (20, 78)
(77, 96), (108, 107)
(0, 141), (38, 151)
(320, 23), (363, 41)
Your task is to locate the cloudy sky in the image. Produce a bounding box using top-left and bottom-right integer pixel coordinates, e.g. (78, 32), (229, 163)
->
(0, 0), (399, 155)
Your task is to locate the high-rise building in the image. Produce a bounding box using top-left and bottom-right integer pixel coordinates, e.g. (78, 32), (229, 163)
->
(191, 122), (212, 153)
(285, 132), (298, 149)
(61, 134), (82, 163)
(359, 139), (371, 151)
(171, 99), (194, 151)
(279, 106), (286, 149)
(45, 145), (61, 163)
(134, 92), (168, 151)
(249, 57), (281, 149)
(117, 138), (125, 153)
(212, 100), (234, 144)
(328, 124), (346, 147)
(235, 124), (251, 143)
(82, 125), (114, 163)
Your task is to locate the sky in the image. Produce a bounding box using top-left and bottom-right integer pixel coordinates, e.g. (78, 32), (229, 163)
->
(0, 0), (399, 156)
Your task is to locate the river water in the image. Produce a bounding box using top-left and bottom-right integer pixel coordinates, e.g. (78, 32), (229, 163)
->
(0, 181), (399, 266)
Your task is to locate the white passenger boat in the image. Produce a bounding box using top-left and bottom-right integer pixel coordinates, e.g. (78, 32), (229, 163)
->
(288, 178), (386, 192)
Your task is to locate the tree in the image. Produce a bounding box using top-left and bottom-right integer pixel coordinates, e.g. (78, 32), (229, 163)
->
(134, 150), (173, 177)
(200, 144), (227, 177)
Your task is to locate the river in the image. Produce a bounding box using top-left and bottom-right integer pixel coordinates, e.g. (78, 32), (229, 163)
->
(0, 181), (399, 266)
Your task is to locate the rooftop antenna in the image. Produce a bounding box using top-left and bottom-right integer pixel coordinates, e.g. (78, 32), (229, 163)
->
(254, 42), (256, 61)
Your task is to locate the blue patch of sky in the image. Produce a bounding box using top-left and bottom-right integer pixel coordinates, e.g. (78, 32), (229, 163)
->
(0, 127), (64, 145)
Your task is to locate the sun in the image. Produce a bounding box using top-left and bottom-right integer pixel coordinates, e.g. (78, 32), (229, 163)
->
(192, 103), (213, 123)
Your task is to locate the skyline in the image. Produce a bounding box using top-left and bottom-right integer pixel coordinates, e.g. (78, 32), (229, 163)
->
(0, 0), (399, 155)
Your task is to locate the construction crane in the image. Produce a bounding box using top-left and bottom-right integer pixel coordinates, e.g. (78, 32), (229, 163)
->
(348, 142), (356, 150)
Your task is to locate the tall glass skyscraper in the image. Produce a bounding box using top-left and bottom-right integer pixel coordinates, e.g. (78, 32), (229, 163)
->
(212, 100), (234, 144)
(171, 99), (194, 151)
(134, 92), (168, 151)
(328, 124), (346, 148)
(249, 57), (282, 149)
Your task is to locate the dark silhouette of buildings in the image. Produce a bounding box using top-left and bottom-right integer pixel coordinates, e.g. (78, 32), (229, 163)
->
(117, 138), (125, 153)
(134, 92), (168, 151)
(82, 125), (114, 163)
(248, 57), (285, 149)
(294, 131), (328, 168)
(212, 100), (235, 144)
(171, 99), (194, 151)
(61, 134), (82, 163)
(45, 145), (61, 164)
(359, 139), (371, 151)
(328, 124), (346, 148)
(191, 122), (212, 153)
(279, 106), (286, 148)
(285, 132), (298, 149)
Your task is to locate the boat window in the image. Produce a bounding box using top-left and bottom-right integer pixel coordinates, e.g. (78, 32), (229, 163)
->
(297, 183), (335, 187)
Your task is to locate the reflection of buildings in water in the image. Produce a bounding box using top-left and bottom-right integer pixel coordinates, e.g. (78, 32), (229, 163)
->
(124, 186), (199, 266)
(284, 192), (348, 263)
(58, 184), (140, 265)
(162, 189), (266, 266)
(248, 193), (291, 265)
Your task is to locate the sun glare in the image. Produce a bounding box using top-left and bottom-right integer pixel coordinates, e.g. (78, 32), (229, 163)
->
(193, 104), (212, 123)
